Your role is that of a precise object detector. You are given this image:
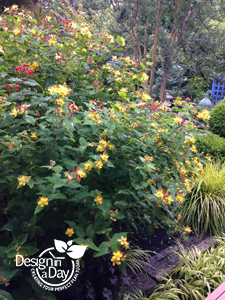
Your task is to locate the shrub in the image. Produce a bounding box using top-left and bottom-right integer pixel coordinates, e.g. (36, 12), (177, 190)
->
(195, 132), (225, 162)
(209, 102), (225, 138)
(181, 162), (225, 235)
(0, 6), (206, 299)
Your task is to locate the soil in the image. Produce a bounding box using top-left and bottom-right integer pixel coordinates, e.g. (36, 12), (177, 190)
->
(130, 228), (178, 253)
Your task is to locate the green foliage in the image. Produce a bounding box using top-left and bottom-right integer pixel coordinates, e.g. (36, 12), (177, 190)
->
(181, 162), (225, 235)
(208, 102), (225, 138)
(196, 132), (225, 162)
(0, 6), (207, 298)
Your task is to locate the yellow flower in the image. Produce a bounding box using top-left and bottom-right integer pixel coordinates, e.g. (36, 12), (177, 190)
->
(12, 4), (18, 10)
(151, 122), (157, 128)
(94, 194), (103, 205)
(120, 37), (125, 46)
(185, 160), (191, 166)
(190, 145), (197, 153)
(165, 195), (173, 205)
(180, 167), (187, 175)
(37, 196), (48, 207)
(174, 116), (183, 124)
(108, 143), (115, 150)
(95, 160), (103, 170)
(141, 73), (148, 83)
(77, 169), (87, 178)
(111, 251), (123, 266)
(10, 107), (19, 117)
(65, 228), (74, 237)
(145, 155), (153, 163)
(57, 85), (71, 97)
(13, 28), (20, 35)
(147, 179), (151, 185)
(14, 253), (28, 264)
(30, 132), (37, 138)
(185, 226), (192, 234)
(100, 153), (109, 161)
(141, 93), (151, 101)
(97, 144), (105, 152)
(56, 98), (65, 106)
(18, 176), (30, 186)
(118, 236), (129, 250)
(84, 162), (93, 171)
(155, 189), (164, 199)
(176, 194), (184, 203)
(49, 39), (56, 46)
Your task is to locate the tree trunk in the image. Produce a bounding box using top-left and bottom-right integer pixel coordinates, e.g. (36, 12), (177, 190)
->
(160, 71), (168, 102)
(148, 0), (162, 96)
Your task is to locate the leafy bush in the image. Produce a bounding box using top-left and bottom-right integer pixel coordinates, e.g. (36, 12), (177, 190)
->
(0, 6), (206, 299)
(181, 162), (225, 235)
(208, 102), (225, 138)
(196, 132), (225, 162)
(129, 237), (225, 300)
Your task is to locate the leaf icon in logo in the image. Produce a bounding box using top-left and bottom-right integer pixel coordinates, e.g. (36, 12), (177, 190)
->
(67, 245), (87, 259)
(67, 240), (73, 247)
(54, 239), (67, 253)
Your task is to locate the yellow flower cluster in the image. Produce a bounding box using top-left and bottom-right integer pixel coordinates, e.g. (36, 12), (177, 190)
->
(197, 109), (210, 121)
(56, 98), (65, 106)
(18, 176), (30, 186)
(48, 84), (71, 97)
(38, 196), (49, 207)
(118, 236), (129, 250)
(184, 136), (196, 145)
(144, 155), (154, 163)
(88, 110), (101, 124)
(141, 93), (151, 101)
(30, 62), (39, 72)
(94, 194), (103, 205)
(111, 251), (123, 266)
(141, 73), (148, 83)
(65, 228), (74, 237)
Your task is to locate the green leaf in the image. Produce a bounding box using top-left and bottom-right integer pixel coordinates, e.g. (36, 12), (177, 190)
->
(76, 227), (84, 238)
(34, 205), (45, 214)
(183, 233), (189, 241)
(118, 261), (126, 274)
(110, 232), (128, 252)
(28, 179), (34, 189)
(166, 229), (174, 238)
(17, 234), (28, 245)
(65, 221), (76, 228)
(86, 224), (94, 238)
(93, 241), (111, 258)
(118, 91), (126, 98)
(53, 166), (63, 174)
(140, 62), (146, 70)
(48, 194), (67, 201)
(0, 290), (15, 300)
(117, 36), (124, 46)
(23, 79), (40, 86)
(23, 115), (35, 125)
(79, 137), (88, 146)
(0, 246), (6, 258)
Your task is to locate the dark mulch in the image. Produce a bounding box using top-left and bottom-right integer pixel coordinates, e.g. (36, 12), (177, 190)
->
(130, 228), (178, 253)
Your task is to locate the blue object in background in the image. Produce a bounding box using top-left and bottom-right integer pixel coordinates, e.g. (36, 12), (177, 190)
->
(211, 77), (225, 106)
(106, 59), (120, 67)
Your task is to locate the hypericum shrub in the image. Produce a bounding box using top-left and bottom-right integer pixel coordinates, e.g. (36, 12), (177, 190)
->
(196, 132), (225, 162)
(0, 6), (207, 299)
(209, 102), (225, 137)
